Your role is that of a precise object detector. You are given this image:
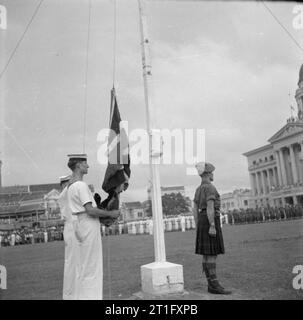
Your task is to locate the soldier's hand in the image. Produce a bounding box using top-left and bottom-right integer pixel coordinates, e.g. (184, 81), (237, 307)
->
(209, 225), (216, 237)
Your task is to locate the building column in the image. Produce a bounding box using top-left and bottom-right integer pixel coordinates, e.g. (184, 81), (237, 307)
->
(293, 196), (298, 205)
(262, 171), (267, 194)
(266, 169), (272, 191)
(278, 149), (288, 186)
(275, 151), (283, 186)
(249, 173), (256, 196)
(275, 167), (279, 187)
(271, 168), (277, 187)
(289, 144), (299, 184)
(261, 171), (267, 195)
(253, 173), (259, 195)
(256, 172), (262, 195)
(299, 142), (303, 183)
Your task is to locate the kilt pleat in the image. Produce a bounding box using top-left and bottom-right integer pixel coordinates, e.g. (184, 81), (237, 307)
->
(195, 214), (225, 255)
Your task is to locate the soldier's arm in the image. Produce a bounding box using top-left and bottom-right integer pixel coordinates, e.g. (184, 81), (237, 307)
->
(193, 203), (198, 226)
(206, 200), (215, 226)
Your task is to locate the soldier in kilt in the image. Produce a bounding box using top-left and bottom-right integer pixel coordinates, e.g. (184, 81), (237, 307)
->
(193, 162), (231, 295)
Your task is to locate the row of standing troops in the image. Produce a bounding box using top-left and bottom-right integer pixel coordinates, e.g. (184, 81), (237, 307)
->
(225, 205), (303, 225)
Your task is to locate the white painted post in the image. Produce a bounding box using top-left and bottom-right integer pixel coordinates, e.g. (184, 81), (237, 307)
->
(191, 216), (196, 229)
(118, 223), (123, 235)
(148, 219), (153, 235)
(225, 214), (228, 225)
(101, 225), (106, 236)
(139, 221), (144, 234)
(185, 216), (191, 230)
(127, 223), (131, 235)
(133, 222), (137, 235)
(167, 218), (172, 232)
(180, 216), (186, 232)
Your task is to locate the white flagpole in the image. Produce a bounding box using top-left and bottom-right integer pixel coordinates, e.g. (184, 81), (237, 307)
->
(137, 0), (184, 296)
(138, 0), (166, 264)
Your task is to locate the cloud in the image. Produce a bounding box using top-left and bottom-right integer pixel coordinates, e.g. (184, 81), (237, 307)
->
(1, 0), (301, 202)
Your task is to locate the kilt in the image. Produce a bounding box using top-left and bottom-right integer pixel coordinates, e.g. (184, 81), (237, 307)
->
(195, 213), (225, 255)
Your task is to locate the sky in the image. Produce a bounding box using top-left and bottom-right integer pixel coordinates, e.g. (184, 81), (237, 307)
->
(0, 0), (303, 202)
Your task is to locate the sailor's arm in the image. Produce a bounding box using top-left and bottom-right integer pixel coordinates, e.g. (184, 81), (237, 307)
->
(83, 202), (120, 219)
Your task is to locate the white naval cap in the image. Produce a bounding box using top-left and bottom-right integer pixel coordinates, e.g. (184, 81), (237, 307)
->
(59, 175), (71, 183)
(67, 153), (87, 161)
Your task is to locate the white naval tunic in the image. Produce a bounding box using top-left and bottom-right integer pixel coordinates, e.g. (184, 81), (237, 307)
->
(67, 181), (103, 300)
(58, 186), (79, 300)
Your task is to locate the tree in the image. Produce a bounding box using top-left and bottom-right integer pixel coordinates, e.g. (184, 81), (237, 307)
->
(161, 192), (190, 216)
(144, 193), (191, 217)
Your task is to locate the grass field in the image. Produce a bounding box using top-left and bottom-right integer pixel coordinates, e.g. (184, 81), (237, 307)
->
(1, 219), (303, 300)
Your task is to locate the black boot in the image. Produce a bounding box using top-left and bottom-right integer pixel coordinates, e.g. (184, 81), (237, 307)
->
(207, 277), (232, 295)
(205, 263), (232, 295)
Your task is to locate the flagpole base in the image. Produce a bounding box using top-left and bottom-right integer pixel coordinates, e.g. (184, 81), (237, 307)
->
(140, 261), (184, 296)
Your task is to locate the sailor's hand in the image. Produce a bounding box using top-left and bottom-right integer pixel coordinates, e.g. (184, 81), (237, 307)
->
(100, 217), (115, 227)
(209, 224), (216, 237)
(108, 210), (120, 219)
(94, 193), (102, 207)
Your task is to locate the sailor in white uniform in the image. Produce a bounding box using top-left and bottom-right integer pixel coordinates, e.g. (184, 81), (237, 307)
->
(58, 174), (79, 300)
(66, 154), (119, 300)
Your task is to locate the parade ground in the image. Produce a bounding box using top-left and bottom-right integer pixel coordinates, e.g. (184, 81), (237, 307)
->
(1, 219), (303, 300)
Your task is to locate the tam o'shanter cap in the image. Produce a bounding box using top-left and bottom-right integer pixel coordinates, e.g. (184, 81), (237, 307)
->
(67, 154), (87, 161)
(59, 175), (71, 183)
(195, 162), (215, 175)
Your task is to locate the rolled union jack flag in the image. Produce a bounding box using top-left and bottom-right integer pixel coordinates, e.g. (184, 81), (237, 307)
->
(96, 87), (130, 210)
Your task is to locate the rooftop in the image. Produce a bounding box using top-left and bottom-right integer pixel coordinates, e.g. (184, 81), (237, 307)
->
(161, 186), (185, 191)
(122, 201), (142, 209)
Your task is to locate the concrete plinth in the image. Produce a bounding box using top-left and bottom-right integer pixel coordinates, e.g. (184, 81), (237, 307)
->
(141, 261), (184, 296)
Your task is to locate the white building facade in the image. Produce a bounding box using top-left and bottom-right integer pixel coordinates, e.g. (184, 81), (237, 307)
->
(121, 201), (145, 222)
(243, 65), (303, 208)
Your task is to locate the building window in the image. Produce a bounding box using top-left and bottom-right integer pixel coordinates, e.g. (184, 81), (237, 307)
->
(138, 212), (143, 218)
(244, 200), (248, 206)
(265, 157), (268, 162)
(253, 160), (256, 165)
(270, 155), (274, 161)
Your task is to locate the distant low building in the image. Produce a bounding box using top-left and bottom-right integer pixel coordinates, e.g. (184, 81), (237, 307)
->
(121, 201), (146, 222)
(142, 199), (152, 217)
(0, 182), (94, 224)
(147, 185), (186, 201)
(221, 189), (251, 213)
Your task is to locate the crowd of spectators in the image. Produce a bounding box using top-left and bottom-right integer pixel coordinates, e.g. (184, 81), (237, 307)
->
(0, 226), (64, 247)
